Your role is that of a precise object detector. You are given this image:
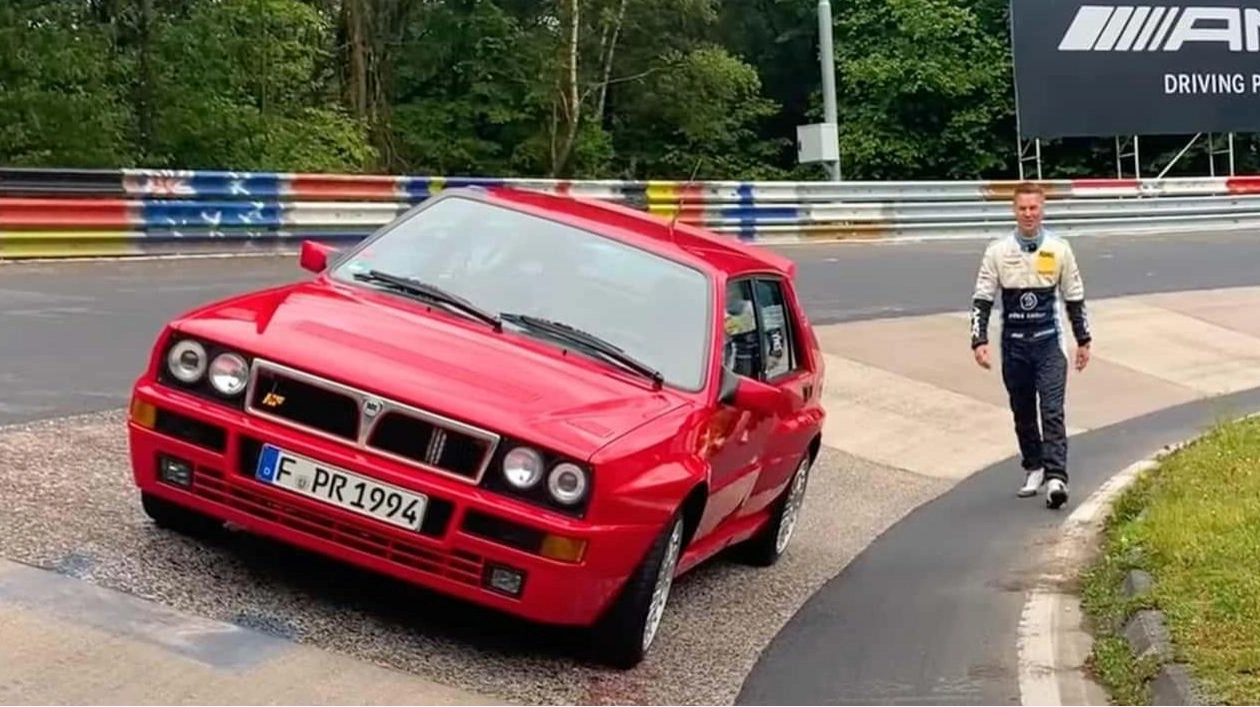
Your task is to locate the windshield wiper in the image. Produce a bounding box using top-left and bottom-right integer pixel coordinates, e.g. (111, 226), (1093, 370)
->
(500, 312), (663, 388)
(353, 270), (502, 331)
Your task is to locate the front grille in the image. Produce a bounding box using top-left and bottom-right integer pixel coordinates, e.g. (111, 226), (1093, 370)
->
(244, 359), (499, 483)
(368, 412), (491, 480)
(188, 464), (482, 586)
(248, 365), (360, 441)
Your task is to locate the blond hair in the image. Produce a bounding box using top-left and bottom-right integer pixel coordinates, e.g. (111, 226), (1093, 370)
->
(1012, 181), (1046, 200)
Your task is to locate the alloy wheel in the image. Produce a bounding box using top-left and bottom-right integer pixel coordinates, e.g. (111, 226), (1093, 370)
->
(775, 455), (811, 554)
(641, 518), (683, 652)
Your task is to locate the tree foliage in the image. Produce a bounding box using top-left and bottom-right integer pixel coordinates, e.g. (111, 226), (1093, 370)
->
(2, 0), (1255, 179)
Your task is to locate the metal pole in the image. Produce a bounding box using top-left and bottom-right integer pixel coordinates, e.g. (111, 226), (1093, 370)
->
(1209, 133), (1216, 177)
(818, 0), (841, 180)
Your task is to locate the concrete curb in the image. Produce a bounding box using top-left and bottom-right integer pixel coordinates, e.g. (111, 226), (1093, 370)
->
(1018, 409), (1260, 706)
(1016, 454), (1158, 706)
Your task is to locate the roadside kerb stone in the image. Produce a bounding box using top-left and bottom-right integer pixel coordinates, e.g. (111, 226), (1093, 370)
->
(1103, 516), (1207, 704)
(1110, 578), (1206, 707)
(1094, 413), (1260, 706)
(1102, 415), (1260, 706)
(1122, 609), (1173, 664)
(1070, 421), (1260, 707)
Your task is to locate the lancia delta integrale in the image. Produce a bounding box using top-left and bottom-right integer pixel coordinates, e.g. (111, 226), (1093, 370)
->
(127, 186), (826, 668)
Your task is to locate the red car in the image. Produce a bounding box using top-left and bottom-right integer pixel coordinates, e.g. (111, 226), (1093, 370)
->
(126, 185), (826, 668)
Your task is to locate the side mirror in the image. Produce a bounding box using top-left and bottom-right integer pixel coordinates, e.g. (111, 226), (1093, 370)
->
(299, 240), (336, 273)
(718, 367), (785, 416)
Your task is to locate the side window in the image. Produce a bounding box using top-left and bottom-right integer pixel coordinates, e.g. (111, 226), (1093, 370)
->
(752, 277), (800, 381)
(723, 280), (761, 378)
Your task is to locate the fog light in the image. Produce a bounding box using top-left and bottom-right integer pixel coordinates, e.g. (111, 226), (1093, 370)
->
(484, 564), (525, 597)
(158, 455), (193, 488)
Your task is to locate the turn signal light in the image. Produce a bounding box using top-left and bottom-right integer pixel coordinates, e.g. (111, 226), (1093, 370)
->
(131, 397), (157, 429)
(540, 534), (587, 563)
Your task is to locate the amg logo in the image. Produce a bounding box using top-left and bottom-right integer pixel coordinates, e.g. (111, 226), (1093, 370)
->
(1059, 5), (1260, 52)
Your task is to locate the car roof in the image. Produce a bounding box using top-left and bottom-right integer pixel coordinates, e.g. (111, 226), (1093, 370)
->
(465, 185), (797, 280)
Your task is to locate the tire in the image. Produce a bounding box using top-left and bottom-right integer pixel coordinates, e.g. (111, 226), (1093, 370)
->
(141, 491), (222, 537)
(739, 449), (813, 567)
(589, 512), (685, 669)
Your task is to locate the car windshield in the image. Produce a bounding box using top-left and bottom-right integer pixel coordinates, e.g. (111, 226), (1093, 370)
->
(329, 194), (713, 391)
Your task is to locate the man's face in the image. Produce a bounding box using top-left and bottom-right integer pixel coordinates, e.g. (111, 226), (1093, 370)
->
(1014, 193), (1043, 235)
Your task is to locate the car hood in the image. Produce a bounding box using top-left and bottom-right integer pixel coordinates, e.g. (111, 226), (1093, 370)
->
(169, 279), (693, 459)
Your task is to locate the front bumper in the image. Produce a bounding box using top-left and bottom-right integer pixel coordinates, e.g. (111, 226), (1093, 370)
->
(127, 381), (660, 627)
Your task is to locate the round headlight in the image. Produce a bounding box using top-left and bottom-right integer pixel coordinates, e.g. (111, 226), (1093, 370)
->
(548, 463), (588, 505)
(503, 447), (544, 489)
(167, 339), (207, 383)
(209, 352), (250, 396)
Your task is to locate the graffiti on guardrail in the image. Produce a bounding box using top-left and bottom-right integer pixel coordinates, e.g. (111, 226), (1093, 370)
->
(2, 167), (1260, 258)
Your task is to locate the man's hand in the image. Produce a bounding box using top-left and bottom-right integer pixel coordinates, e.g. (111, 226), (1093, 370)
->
(1075, 342), (1091, 371)
(974, 343), (991, 370)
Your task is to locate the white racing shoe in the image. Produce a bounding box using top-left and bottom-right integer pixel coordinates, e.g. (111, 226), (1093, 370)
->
(1017, 468), (1044, 498)
(1046, 478), (1069, 509)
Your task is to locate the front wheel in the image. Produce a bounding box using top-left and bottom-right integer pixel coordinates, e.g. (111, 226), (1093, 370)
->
(589, 513), (685, 669)
(739, 450), (813, 567)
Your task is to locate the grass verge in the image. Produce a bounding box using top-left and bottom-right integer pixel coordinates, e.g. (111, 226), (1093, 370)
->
(1080, 413), (1260, 705)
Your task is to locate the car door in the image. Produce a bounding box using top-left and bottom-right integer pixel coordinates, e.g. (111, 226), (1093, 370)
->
(694, 277), (779, 539)
(736, 274), (817, 518)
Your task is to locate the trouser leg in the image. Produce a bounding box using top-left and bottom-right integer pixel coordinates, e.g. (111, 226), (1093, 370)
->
(1037, 339), (1069, 482)
(1001, 341), (1042, 471)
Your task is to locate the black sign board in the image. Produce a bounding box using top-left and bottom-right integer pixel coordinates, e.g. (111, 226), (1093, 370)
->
(1010, 0), (1260, 138)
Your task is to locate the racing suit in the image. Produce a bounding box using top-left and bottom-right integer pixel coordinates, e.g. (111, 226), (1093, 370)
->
(970, 228), (1091, 484)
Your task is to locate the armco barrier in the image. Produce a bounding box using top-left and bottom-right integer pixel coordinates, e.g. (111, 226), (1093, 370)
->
(2, 167), (1260, 259)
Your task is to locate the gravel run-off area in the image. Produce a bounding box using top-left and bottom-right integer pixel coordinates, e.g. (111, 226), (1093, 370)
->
(0, 409), (950, 705)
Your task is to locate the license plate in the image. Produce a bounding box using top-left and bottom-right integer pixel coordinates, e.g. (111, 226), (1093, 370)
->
(255, 444), (427, 532)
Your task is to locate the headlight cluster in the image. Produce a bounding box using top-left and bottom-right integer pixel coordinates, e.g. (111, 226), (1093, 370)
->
(161, 336), (252, 400)
(496, 443), (590, 512)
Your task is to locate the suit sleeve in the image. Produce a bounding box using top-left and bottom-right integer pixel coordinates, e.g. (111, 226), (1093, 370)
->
(1060, 242), (1091, 346)
(970, 244), (998, 350)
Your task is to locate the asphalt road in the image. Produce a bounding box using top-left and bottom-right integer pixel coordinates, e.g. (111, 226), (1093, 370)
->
(0, 257), (300, 425)
(790, 229), (1260, 323)
(4, 228), (1260, 426)
(735, 385), (1260, 705)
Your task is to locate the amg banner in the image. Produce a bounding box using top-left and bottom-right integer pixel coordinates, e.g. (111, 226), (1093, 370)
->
(1010, 0), (1260, 138)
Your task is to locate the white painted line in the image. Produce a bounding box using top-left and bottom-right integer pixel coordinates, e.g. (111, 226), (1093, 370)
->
(1067, 460), (1156, 530)
(1017, 585), (1062, 705)
(1017, 456), (1156, 706)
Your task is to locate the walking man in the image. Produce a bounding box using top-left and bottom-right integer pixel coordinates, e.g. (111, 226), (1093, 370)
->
(969, 182), (1092, 509)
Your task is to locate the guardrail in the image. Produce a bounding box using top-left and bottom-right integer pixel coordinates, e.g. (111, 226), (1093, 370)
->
(2, 167), (1260, 259)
